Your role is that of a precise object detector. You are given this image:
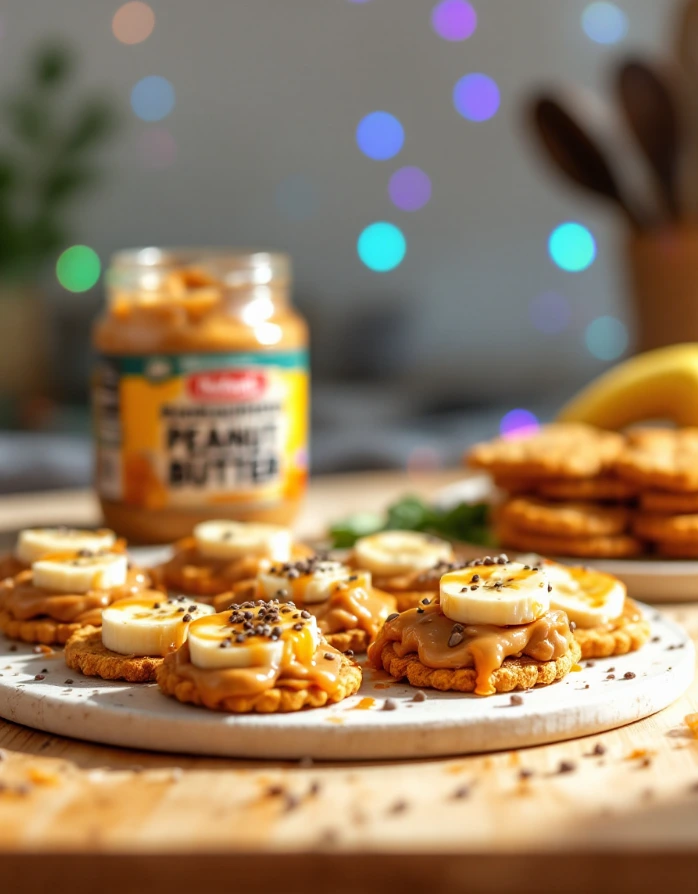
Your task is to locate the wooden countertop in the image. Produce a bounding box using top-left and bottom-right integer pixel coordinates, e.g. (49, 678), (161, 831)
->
(2, 471), (698, 894)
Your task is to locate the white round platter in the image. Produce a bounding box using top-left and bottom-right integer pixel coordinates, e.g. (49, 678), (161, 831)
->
(0, 603), (692, 760)
(437, 476), (698, 604)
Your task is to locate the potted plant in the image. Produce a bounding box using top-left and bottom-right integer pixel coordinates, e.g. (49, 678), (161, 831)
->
(0, 42), (116, 425)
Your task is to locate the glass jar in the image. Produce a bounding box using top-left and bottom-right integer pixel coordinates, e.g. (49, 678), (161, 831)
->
(92, 248), (309, 543)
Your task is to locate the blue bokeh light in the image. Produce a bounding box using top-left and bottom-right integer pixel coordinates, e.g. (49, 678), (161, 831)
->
(131, 75), (175, 122)
(357, 222), (406, 272)
(548, 222), (596, 272)
(582, 2), (628, 45)
(453, 74), (500, 122)
(585, 316), (629, 361)
(356, 112), (405, 161)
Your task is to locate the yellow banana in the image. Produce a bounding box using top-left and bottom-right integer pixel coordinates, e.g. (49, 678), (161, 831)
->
(559, 343), (698, 429)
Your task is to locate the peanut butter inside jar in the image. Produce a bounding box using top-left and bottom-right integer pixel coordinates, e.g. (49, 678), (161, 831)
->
(92, 248), (309, 543)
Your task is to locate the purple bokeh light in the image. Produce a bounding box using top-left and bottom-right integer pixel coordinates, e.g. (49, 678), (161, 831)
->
(388, 167), (432, 212)
(453, 73), (500, 122)
(431, 0), (477, 41)
(139, 127), (176, 169)
(529, 292), (572, 335)
(500, 409), (540, 440)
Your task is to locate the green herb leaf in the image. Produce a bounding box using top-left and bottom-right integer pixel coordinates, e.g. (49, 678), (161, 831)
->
(328, 495), (492, 548)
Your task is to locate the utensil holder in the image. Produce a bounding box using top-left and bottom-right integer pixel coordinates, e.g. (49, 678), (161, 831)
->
(626, 226), (698, 351)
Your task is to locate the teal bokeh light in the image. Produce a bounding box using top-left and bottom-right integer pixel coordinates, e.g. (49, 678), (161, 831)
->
(548, 222), (596, 272)
(357, 222), (406, 272)
(585, 316), (629, 361)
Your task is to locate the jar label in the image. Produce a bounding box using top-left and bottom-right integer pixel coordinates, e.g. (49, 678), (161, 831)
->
(93, 350), (309, 510)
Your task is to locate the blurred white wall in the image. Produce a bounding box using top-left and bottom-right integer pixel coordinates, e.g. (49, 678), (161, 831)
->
(0, 0), (680, 402)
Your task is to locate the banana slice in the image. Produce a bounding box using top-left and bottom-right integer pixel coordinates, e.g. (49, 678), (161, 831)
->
(354, 531), (453, 577)
(193, 520), (291, 562)
(187, 601), (320, 669)
(544, 560), (626, 628)
(102, 594), (214, 656)
(33, 551), (128, 594)
(440, 558), (550, 626)
(258, 558), (371, 604)
(16, 527), (116, 565)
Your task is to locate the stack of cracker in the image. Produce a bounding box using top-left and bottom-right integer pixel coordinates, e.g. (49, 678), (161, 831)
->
(616, 428), (698, 558)
(467, 423), (642, 558)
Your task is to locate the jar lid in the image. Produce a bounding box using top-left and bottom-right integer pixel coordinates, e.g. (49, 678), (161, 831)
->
(109, 247), (290, 288)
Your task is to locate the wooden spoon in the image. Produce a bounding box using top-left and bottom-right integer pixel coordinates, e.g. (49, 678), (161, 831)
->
(530, 95), (645, 230)
(616, 60), (682, 221)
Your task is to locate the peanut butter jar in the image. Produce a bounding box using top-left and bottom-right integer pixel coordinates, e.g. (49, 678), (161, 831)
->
(92, 248), (309, 543)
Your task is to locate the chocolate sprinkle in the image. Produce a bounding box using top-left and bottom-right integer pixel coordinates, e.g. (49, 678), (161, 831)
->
(388, 799), (409, 815)
(623, 671), (636, 680)
(381, 699), (398, 711)
(386, 613), (399, 622)
(557, 760), (576, 774)
(448, 624), (465, 648)
(509, 694), (524, 706)
(412, 690), (427, 702)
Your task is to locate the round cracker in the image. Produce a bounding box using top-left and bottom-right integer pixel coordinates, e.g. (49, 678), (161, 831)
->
(375, 638), (581, 693)
(633, 512), (698, 544)
(496, 522), (643, 559)
(500, 497), (631, 537)
(573, 599), (650, 659)
(0, 608), (85, 645)
(157, 649), (362, 713)
(65, 626), (162, 682)
(538, 477), (637, 502)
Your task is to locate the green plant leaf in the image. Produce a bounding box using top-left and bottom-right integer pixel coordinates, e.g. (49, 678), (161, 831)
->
(329, 512), (384, 548)
(0, 156), (19, 193)
(65, 101), (116, 153)
(41, 167), (96, 204)
(6, 96), (50, 145)
(35, 44), (72, 86)
(328, 495), (493, 548)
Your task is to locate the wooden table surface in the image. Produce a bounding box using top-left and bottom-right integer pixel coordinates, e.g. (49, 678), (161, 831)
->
(2, 470), (698, 894)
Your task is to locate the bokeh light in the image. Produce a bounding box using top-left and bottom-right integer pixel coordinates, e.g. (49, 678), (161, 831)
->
(112, 2), (155, 45)
(357, 222), (406, 272)
(388, 167), (432, 212)
(356, 112), (404, 161)
(529, 291), (572, 334)
(431, 0), (477, 41)
(56, 246), (101, 293)
(581, 2), (628, 45)
(453, 74), (500, 122)
(585, 316), (629, 361)
(548, 222), (596, 272)
(500, 409), (540, 440)
(131, 76), (175, 122)
(276, 174), (318, 221)
(139, 127), (176, 169)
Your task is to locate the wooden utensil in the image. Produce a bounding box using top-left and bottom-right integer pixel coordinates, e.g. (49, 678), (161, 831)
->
(616, 60), (682, 221)
(530, 95), (645, 230)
